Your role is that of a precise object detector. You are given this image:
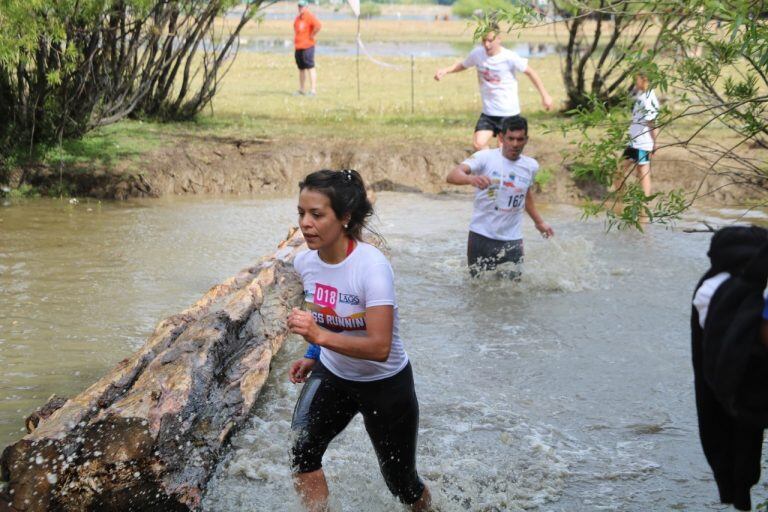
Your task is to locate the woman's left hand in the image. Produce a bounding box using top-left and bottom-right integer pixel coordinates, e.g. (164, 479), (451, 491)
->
(289, 357), (316, 384)
(288, 308), (323, 344)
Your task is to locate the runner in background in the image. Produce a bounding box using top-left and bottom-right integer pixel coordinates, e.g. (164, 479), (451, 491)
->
(434, 23), (554, 151)
(617, 73), (659, 197)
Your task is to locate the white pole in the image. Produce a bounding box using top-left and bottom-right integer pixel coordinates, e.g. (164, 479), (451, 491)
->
(356, 17), (361, 101)
(411, 54), (415, 114)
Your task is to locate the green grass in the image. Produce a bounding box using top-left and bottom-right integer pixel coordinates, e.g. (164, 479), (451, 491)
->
(39, 122), (165, 167)
(360, 2), (383, 18)
(197, 51), (565, 143)
(4, 121), (167, 173)
(451, 0), (516, 19)
(534, 165), (554, 190)
(15, 18), (745, 176)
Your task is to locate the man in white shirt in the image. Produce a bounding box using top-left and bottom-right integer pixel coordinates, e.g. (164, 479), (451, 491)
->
(619, 73), (660, 197)
(446, 115), (554, 278)
(434, 24), (554, 151)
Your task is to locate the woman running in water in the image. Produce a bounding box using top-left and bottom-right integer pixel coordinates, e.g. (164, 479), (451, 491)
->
(287, 169), (432, 511)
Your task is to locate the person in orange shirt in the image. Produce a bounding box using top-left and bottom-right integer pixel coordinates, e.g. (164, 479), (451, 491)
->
(294, 0), (322, 96)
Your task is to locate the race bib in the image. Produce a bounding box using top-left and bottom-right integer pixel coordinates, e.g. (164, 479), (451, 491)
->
(495, 181), (525, 212)
(314, 283), (338, 308)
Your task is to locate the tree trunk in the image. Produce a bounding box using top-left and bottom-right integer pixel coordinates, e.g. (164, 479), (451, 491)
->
(0, 228), (307, 512)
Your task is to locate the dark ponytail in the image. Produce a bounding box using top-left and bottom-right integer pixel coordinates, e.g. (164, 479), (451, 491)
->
(299, 169), (374, 240)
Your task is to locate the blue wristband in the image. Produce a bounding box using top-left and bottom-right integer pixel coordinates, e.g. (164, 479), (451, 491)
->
(304, 344), (321, 360)
(763, 296), (768, 321)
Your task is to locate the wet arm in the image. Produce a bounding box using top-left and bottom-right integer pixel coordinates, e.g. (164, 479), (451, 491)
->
(525, 188), (554, 237)
(447, 163), (490, 188)
(523, 67), (553, 110)
(289, 306), (393, 362)
(435, 61), (467, 80)
(446, 163), (473, 185)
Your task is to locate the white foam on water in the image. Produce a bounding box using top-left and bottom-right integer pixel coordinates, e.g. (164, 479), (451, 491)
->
(513, 235), (603, 294)
(203, 358), (581, 511)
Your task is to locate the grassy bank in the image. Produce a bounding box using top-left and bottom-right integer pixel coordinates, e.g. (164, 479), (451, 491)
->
(31, 50), (566, 171)
(208, 51), (563, 140)
(10, 9), (751, 202)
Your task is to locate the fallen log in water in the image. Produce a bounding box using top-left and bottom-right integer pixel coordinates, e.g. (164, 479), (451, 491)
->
(0, 229), (307, 511)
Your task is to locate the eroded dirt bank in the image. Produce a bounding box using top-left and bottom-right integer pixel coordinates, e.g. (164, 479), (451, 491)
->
(19, 136), (766, 206)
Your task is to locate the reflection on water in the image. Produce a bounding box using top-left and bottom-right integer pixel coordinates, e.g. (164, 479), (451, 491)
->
(237, 38), (562, 59)
(0, 197), (295, 442)
(2, 194), (767, 510)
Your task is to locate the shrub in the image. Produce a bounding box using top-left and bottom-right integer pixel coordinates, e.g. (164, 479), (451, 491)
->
(452, 0), (514, 19)
(359, 1), (382, 18)
(534, 166), (554, 190)
(5, 184), (40, 199)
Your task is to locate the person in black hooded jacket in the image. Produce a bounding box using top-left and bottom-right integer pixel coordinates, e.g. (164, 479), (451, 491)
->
(762, 297), (768, 347)
(691, 225), (768, 511)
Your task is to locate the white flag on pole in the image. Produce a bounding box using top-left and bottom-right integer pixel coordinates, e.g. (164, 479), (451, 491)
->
(347, 0), (360, 17)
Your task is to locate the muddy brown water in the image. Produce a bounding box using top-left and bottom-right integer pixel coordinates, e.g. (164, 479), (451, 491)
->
(1, 194), (767, 510)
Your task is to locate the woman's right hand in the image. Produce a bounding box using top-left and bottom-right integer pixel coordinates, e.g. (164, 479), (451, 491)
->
(289, 357), (316, 384)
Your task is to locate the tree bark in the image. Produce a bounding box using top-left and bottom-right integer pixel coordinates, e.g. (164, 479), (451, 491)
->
(0, 228), (308, 512)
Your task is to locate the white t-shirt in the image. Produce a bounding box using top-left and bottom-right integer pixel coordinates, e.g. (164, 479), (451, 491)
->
(462, 149), (539, 241)
(693, 272), (768, 328)
(462, 46), (529, 117)
(693, 272), (731, 328)
(293, 242), (409, 382)
(628, 89), (659, 151)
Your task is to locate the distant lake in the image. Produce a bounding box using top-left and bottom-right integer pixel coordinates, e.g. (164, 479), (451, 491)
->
(227, 6), (453, 21)
(237, 38), (562, 59)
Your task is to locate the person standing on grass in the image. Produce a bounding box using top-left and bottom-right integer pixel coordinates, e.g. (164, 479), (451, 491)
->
(617, 73), (659, 197)
(433, 23), (554, 151)
(446, 115), (554, 278)
(287, 169), (433, 512)
(294, 0), (321, 96)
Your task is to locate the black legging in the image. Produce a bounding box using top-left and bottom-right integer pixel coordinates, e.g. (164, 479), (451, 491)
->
(291, 361), (425, 505)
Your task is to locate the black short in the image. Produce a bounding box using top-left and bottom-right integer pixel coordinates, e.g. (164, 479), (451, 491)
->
(291, 361), (424, 505)
(622, 146), (651, 164)
(467, 230), (524, 279)
(294, 46), (315, 70)
(474, 113), (506, 135)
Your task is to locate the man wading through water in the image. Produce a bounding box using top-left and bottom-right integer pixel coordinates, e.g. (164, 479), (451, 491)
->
(446, 115), (554, 278)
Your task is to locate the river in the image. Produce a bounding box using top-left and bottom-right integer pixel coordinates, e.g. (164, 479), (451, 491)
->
(1, 193), (766, 510)
(236, 39), (561, 59)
